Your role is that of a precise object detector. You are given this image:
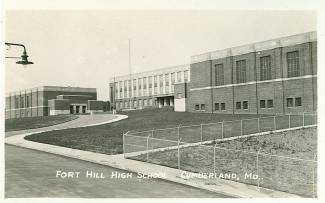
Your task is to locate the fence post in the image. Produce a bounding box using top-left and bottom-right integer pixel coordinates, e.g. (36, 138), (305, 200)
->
(200, 124), (203, 143)
(221, 121), (224, 139)
(178, 138), (181, 170)
(256, 147), (262, 191)
(177, 125), (181, 170)
(146, 133), (151, 162)
(302, 112), (305, 127)
(123, 132), (126, 158)
(273, 116), (276, 131)
(258, 117), (260, 133)
(151, 129), (155, 152)
(288, 113), (291, 128)
(213, 143), (218, 174)
(240, 120), (243, 137)
(313, 153), (317, 198)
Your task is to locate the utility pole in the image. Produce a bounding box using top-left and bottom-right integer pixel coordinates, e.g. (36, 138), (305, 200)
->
(129, 39), (132, 109)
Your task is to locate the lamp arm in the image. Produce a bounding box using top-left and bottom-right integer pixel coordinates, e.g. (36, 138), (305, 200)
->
(5, 42), (26, 52)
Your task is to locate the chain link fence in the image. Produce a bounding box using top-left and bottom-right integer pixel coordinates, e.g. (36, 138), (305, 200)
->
(123, 112), (317, 197)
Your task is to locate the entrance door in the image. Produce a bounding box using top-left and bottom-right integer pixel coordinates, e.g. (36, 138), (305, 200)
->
(70, 105), (73, 114)
(82, 106), (86, 113)
(76, 106), (80, 114)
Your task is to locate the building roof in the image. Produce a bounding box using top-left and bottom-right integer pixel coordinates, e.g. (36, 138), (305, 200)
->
(6, 86), (97, 97)
(190, 31), (317, 64)
(109, 64), (190, 83)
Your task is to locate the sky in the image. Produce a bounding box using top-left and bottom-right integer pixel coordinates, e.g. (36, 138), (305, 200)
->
(5, 10), (316, 100)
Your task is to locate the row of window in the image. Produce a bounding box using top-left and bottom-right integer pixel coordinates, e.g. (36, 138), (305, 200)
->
(260, 99), (274, 109)
(14, 96), (31, 108)
(117, 98), (155, 108)
(194, 97), (302, 111)
(214, 51), (300, 86)
(287, 97), (302, 107)
(194, 104), (206, 111)
(236, 101), (249, 110)
(115, 70), (189, 95)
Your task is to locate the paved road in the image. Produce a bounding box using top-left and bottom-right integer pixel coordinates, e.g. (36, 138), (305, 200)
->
(5, 145), (229, 198)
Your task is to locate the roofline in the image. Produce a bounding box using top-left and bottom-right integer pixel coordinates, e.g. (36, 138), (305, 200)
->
(190, 31), (317, 63)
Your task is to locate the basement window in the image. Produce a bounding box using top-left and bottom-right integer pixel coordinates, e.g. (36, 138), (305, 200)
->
(287, 98), (293, 108)
(260, 100), (266, 109)
(215, 103), (219, 111)
(195, 104), (200, 111)
(221, 103), (226, 110)
(236, 102), (241, 109)
(267, 99), (274, 108)
(243, 101), (248, 110)
(295, 97), (302, 107)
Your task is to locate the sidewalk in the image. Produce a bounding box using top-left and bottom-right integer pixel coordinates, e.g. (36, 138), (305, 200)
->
(5, 114), (300, 198)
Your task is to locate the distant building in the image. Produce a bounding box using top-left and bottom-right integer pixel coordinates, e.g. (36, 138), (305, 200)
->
(109, 64), (190, 111)
(5, 86), (107, 119)
(109, 31), (317, 114)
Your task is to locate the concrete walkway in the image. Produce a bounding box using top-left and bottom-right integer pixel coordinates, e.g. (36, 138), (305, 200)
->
(5, 114), (124, 137)
(5, 114), (300, 198)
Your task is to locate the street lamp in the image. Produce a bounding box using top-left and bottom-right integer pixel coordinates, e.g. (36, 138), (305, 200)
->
(5, 42), (34, 65)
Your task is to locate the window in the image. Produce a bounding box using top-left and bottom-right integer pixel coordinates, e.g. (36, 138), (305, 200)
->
(26, 96), (30, 107)
(287, 51), (300, 77)
(260, 55), (272, 81)
(143, 77), (147, 89)
(124, 81), (127, 97)
(236, 101), (241, 109)
(159, 74), (163, 86)
(201, 104), (206, 111)
(171, 73), (176, 84)
(215, 64), (224, 86)
(154, 76), (158, 87)
(295, 97), (302, 107)
(114, 82), (118, 94)
(165, 74), (170, 86)
(287, 98), (293, 107)
(221, 103), (226, 110)
(215, 103), (219, 111)
(195, 104), (200, 111)
(267, 99), (273, 108)
(243, 101), (248, 110)
(119, 81), (123, 93)
(148, 77), (152, 88)
(159, 74), (163, 93)
(260, 100), (266, 108)
(177, 71), (182, 82)
(236, 60), (246, 83)
(138, 78), (142, 90)
(144, 99), (148, 106)
(149, 98), (152, 106)
(177, 93), (182, 99)
(133, 79), (137, 91)
(15, 97), (19, 108)
(21, 97), (24, 108)
(184, 70), (189, 82)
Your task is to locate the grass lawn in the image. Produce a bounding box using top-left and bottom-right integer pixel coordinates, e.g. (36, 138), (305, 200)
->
(25, 108), (261, 155)
(130, 127), (317, 197)
(5, 115), (78, 132)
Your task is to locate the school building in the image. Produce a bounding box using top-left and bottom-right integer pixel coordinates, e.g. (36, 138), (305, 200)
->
(109, 31), (317, 115)
(5, 86), (107, 119)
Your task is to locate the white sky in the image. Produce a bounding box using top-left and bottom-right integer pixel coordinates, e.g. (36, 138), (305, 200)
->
(5, 10), (316, 100)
